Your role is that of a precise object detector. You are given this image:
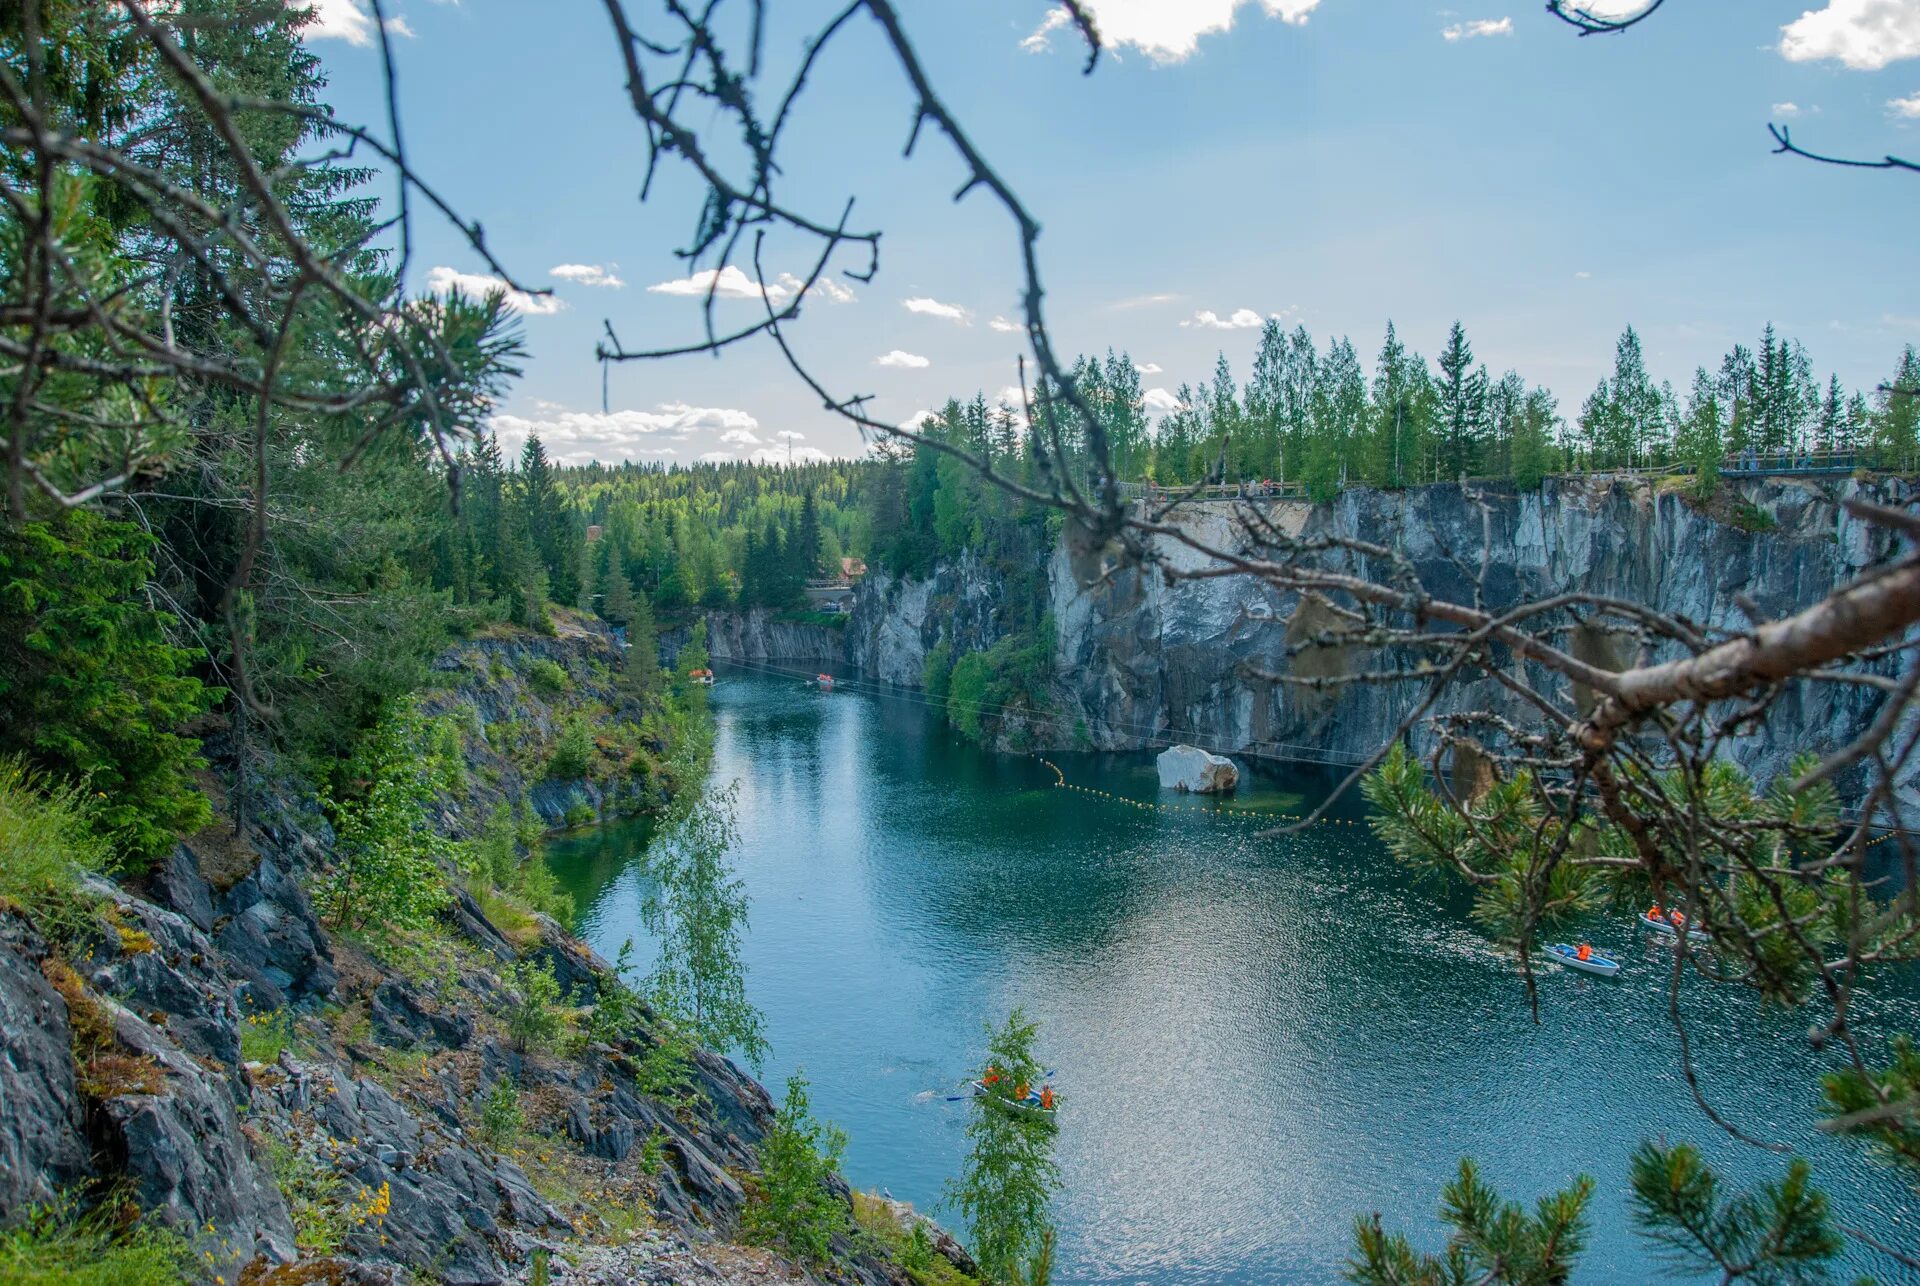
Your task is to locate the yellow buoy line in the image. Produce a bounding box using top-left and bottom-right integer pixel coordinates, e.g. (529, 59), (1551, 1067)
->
(1033, 757), (1368, 829)
(1034, 756), (1906, 845)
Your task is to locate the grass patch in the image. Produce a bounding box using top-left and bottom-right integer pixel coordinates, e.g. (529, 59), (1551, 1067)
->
(240, 1008), (295, 1065)
(0, 760), (110, 946)
(525, 659), (572, 696)
(1730, 500), (1778, 532)
(0, 1196), (190, 1285)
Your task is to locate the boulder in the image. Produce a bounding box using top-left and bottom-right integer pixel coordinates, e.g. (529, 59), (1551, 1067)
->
(1156, 744), (1239, 794)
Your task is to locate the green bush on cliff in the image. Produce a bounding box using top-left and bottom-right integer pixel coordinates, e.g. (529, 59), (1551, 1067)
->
(526, 658), (572, 695)
(546, 717), (596, 780)
(315, 709), (456, 934)
(0, 513), (213, 866)
(743, 1071), (850, 1264)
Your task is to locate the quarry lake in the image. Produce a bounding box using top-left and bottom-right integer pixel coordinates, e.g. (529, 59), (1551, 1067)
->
(547, 667), (1920, 1284)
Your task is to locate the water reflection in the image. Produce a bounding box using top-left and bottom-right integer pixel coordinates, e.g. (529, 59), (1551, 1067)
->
(547, 667), (1920, 1284)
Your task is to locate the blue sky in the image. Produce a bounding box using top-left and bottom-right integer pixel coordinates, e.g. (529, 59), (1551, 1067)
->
(306, 0), (1920, 466)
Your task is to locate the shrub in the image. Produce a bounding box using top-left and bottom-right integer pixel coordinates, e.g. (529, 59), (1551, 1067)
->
(546, 717), (595, 780)
(743, 1071), (850, 1264)
(525, 658), (571, 695)
(262, 1133), (346, 1256)
(314, 710), (455, 934)
(0, 513), (214, 866)
(564, 799), (596, 828)
(508, 957), (566, 1053)
(480, 1078), (524, 1148)
(0, 1195), (190, 1286)
(0, 759), (109, 946)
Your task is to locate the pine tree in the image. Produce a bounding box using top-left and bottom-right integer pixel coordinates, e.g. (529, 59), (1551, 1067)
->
(794, 492), (823, 581)
(1434, 321), (1489, 480)
(601, 542), (637, 624)
(1873, 345), (1920, 472)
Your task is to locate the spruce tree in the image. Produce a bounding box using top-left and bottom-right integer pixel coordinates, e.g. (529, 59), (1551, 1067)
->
(1434, 321), (1489, 480)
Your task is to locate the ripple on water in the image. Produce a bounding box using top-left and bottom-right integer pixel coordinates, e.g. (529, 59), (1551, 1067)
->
(543, 670), (1920, 1285)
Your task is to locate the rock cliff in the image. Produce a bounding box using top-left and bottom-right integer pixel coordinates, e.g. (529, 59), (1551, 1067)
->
(842, 475), (1918, 804)
(0, 621), (955, 1285)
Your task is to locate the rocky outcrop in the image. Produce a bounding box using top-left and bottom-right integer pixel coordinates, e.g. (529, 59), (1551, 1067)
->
(0, 915), (91, 1216)
(843, 551), (1010, 686)
(661, 608), (844, 667)
(421, 613), (669, 832)
(1157, 745), (1240, 793)
(846, 475), (1918, 805)
(0, 621), (950, 1286)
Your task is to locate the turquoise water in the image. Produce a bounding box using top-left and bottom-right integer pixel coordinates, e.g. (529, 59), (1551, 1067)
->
(545, 667), (1920, 1283)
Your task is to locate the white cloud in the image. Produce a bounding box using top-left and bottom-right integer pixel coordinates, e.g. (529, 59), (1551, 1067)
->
(426, 265), (565, 315)
(1780, 0), (1920, 71)
(648, 265), (788, 302)
(903, 296), (971, 324)
(490, 402), (758, 465)
(900, 409), (936, 431)
(1181, 307), (1264, 329)
(1575, 270), (1592, 279)
(698, 451), (735, 463)
(774, 430), (806, 442)
(1442, 17), (1512, 41)
(550, 263), (624, 288)
(1772, 101), (1804, 117)
(719, 428), (762, 447)
(1022, 0), (1323, 63)
(1109, 292), (1180, 311)
(1136, 362), (1164, 374)
(876, 349), (931, 369)
(1891, 89), (1920, 116)
(645, 266), (855, 305)
(995, 385), (1029, 411)
(1142, 387), (1183, 412)
(750, 445), (831, 465)
(804, 276), (858, 304)
(300, 0), (413, 44)
(989, 315), (1023, 333)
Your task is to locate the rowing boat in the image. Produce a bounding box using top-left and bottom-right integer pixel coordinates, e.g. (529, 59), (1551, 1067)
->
(969, 1080), (1057, 1122)
(1545, 943), (1621, 977)
(1638, 911), (1710, 942)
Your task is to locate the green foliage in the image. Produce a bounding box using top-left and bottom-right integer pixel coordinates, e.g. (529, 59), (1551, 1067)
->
(314, 708), (455, 934)
(0, 759), (110, 945)
(949, 1010), (1061, 1286)
(641, 782), (767, 1067)
(546, 716), (596, 780)
(508, 957), (567, 1053)
(1627, 1141), (1846, 1283)
(262, 1133), (347, 1257)
(1363, 744), (1603, 944)
(0, 1196), (190, 1286)
(1730, 501), (1779, 533)
(943, 627), (1054, 748)
(743, 1071), (851, 1265)
(1346, 1159), (1592, 1286)
(480, 1077), (525, 1148)
(679, 619), (711, 675)
(526, 658), (572, 696)
(923, 640), (954, 705)
(0, 513), (213, 865)
(240, 1006), (295, 1064)
(1823, 1036), (1920, 1173)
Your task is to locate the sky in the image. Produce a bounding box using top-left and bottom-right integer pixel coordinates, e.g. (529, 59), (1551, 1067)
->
(304, 0), (1920, 467)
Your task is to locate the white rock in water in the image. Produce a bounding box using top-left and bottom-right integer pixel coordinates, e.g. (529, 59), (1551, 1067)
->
(1157, 744), (1239, 794)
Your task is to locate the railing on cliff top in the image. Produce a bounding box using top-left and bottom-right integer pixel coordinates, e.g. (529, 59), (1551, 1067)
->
(1112, 448), (1884, 506)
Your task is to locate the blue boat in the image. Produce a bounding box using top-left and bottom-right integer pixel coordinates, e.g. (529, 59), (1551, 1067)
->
(1545, 942), (1621, 977)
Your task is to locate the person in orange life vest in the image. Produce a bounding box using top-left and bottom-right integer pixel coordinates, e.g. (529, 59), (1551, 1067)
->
(1039, 1085), (1055, 1111)
(1014, 1081), (1029, 1103)
(1576, 943), (1593, 962)
(1648, 903), (1662, 921)
(1670, 909), (1687, 926)
(982, 1066), (1000, 1087)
